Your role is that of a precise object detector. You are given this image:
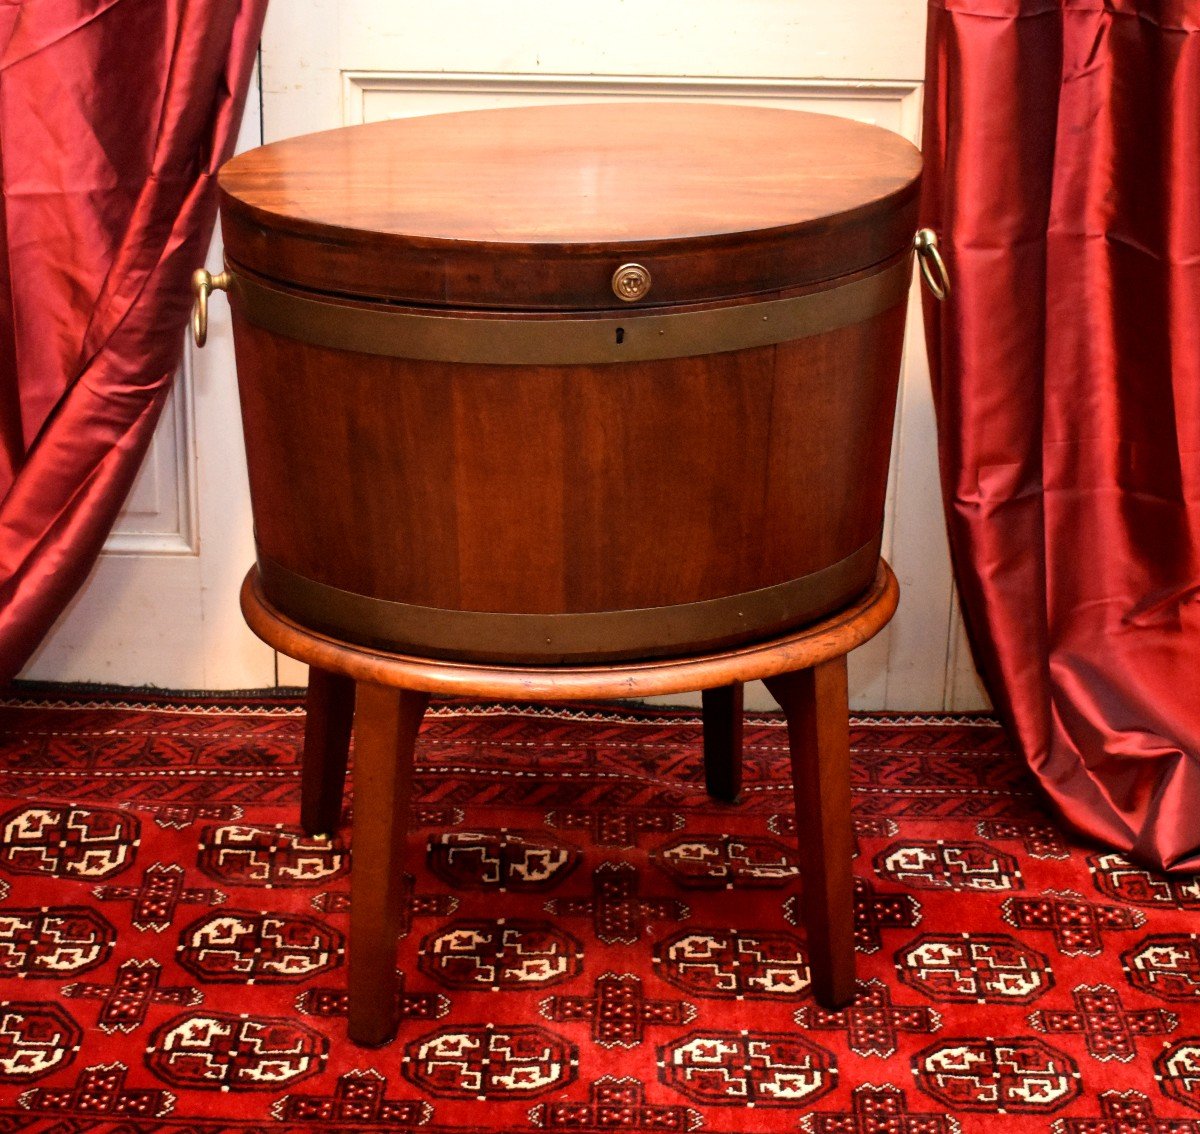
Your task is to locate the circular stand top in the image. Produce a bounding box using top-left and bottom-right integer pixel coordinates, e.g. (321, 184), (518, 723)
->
(240, 561), (898, 701)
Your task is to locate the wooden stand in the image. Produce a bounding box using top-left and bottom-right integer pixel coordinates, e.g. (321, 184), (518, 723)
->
(242, 561), (898, 1047)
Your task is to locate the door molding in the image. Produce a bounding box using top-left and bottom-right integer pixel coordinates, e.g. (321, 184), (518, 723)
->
(103, 356), (197, 557)
(343, 70), (922, 137)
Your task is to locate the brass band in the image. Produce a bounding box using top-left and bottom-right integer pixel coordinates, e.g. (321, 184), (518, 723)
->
(256, 533), (883, 665)
(227, 257), (911, 366)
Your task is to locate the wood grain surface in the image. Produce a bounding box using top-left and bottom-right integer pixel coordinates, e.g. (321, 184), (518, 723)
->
(232, 301), (904, 628)
(765, 658), (857, 1007)
(224, 100), (914, 663)
(239, 560), (898, 701)
(219, 102), (921, 308)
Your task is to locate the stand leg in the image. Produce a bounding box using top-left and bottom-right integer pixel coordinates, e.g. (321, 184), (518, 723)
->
(764, 657), (855, 1009)
(701, 683), (743, 803)
(348, 682), (429, 1046)
(301, 667), (356, 837)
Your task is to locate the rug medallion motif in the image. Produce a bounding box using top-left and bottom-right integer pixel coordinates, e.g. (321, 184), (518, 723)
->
(0, 690), (1195, 1131)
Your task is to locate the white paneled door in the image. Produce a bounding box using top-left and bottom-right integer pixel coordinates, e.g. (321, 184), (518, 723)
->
(24, 5), (988, 710)
(19, 72), (274, 689)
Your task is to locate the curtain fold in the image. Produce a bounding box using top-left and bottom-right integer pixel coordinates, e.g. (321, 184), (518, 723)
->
(922, 0), (1200, 870)
(0, 0), (267, 682)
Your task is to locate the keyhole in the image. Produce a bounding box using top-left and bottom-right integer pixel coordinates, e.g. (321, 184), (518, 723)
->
(615, 327), (625, 345)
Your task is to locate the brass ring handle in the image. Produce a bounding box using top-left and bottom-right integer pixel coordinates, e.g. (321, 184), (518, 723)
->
(191, 268), (231, 347)
(913, 229), (950, 301)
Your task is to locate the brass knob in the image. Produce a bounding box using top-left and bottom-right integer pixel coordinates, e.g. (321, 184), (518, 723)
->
(191, 268), (232, 347)
(612, 263), (652, 303)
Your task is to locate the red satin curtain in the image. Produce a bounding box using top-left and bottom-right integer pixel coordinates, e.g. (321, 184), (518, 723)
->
(0, 0), (267, 682)
(922, 0), (1200, 870)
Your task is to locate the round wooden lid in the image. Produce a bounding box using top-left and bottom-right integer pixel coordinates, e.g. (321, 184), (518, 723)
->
(219, 102), (921, 310)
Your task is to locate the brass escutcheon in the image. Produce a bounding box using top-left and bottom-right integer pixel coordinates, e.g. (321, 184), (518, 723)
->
(612, 263), (652, 302)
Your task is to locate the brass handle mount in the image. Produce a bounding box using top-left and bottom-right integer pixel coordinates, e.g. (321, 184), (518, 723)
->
(191, 268), (232, 347)
(913, 229), (950, 301)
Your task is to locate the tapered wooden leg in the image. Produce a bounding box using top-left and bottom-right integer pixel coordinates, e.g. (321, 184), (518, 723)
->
(764, 656), (855, 1009)
(701, 683), (743, 803)
(301, 667), (356, 838)
(348, 682), (429, 1046)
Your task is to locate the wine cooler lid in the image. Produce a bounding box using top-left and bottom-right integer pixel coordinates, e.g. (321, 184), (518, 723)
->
(218, 101), (921, 311)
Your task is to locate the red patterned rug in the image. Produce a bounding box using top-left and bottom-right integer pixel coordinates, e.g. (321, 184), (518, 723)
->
(0, 687), (1196, 1133)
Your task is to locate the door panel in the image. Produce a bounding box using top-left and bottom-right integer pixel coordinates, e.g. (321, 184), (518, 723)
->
(20, 71), (275, 689)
